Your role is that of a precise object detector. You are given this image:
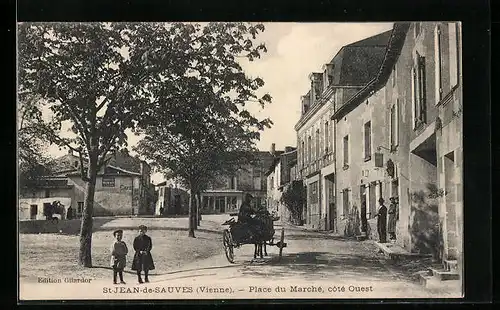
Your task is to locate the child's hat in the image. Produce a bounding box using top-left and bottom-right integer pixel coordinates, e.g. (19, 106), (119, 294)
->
(139, 225), (147, 231)
(113, 229), (123, 236)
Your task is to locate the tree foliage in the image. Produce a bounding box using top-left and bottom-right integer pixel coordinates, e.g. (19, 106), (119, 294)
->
(18, 92), (54, 188)
(280, 180), (305, 225)
(133, 22), (273, 237)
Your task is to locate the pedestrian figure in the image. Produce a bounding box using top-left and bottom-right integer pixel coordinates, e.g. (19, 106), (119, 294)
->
(360, 201), (368, 235)
(375, 198), (387, 243)
(110, 229), (128, 284)
(66, 206), (73, 220)
(235, 193), (258, 242)
(131, 225), (155, 284)
(388, 197), (398, 241)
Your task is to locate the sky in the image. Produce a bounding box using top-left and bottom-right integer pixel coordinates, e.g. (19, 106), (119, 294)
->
(41, 22), (394, 184)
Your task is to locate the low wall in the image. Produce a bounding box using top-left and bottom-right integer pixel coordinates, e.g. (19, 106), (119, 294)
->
(19, 218), (114, 235)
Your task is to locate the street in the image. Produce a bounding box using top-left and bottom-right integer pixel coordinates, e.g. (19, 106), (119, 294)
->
(19, 215), (460, 300)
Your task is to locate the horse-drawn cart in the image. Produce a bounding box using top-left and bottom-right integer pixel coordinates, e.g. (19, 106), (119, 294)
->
(222, 213), (287, 263)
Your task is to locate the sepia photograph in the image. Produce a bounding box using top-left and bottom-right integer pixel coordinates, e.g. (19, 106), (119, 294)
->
(17, 21), (464, 301)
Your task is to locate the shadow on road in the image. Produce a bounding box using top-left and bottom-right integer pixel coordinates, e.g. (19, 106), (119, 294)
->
(285, 234), (351, 241)
(237, 251), (399, 282)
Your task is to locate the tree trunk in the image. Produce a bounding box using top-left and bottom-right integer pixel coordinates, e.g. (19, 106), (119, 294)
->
(196, 191), (201, 226)
(79, 154), (98, 267)
(188, 187), (195, 238)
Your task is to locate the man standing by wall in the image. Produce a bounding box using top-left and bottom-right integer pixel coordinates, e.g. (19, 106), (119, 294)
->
(375, 198), (387, 243)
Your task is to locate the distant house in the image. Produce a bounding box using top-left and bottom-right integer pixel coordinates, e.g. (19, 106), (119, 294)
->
(200, 150), (275, 214)
(265, 145), (297, 223)
(19, 149), (154, 220)
(155, 181), (189, 216)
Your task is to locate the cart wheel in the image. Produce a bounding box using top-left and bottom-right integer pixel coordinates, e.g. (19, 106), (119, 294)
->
(278, 227), (285, 260)
(223, 229), (235, 263)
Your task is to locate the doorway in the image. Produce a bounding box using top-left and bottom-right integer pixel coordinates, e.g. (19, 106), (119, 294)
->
(174, 195), (181, 214)
(444, 151), (458, 259)
(30, 204), (38, 220)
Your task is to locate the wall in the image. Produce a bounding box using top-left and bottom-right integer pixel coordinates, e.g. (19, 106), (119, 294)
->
(69, 175), (135, 216)
(335, 87), (391, 237)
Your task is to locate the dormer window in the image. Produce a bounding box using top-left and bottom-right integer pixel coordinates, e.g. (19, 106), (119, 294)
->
(322, 63), (334, 91)
(74, 161), (79, 168)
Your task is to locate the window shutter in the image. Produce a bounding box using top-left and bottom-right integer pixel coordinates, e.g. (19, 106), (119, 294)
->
(419, 55), (427, 122)
(411, 67), (416, 129)
(434, 25), (442, 104)
(449, 22), (459, 88)
(389, 105), (394, 148)
(395, 99), (399, 146)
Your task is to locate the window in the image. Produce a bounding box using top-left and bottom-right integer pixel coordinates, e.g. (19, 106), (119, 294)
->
(324, 122), (329, 153)
(342, 189), (349, 216)
(308, 136), (312, 163)
(316, 129), (320, 160)
(390, 100), (400, 149)
(44, 189), (50, 198)
(74, 161), (79, 168)
(301, 140), (305, 168)
(309, 181), (319, 204)
(392, 63), (397, 87)
(449, 22), (460, 88)
(270, 177), (274, 189)
(414, 22), (421, 38)
(412, 53), (427, 129)
(364, 121), (372, 161)
(343, 135), (349, 168)
(434, 24), (443, 104)
(102, 177), (115, 187)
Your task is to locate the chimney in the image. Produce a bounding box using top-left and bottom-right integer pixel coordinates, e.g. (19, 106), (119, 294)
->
(285, 146), (294, 153)
(309, 72), (324, 102)
(301, 92), (311, 115)
(270, 143), (276, 155)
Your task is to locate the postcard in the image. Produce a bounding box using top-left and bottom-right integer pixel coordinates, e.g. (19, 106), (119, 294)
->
(18, 21), (463, 301)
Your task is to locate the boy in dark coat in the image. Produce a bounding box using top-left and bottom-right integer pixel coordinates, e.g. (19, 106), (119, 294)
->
(110, 229), (128, 284)
(132, 225), (155, 283)
(375, 198), (388, 243)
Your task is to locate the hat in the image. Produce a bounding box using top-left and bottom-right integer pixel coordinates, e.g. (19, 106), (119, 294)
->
(139, 225), (147, 231)
(389, 197), (395, 201)
(245, 193), (254, 199)
(378, 198), (385, 203)
(113, 229), (123, 236)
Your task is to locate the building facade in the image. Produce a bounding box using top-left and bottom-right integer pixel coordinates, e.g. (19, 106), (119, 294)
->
(265, 146), (297, 223)
(154, 181), (190, 216)
(19, 150), (154, 220)
(327, 22), (462, 273)
(199, 151), (274, 214)
(295, 29), (392, 231)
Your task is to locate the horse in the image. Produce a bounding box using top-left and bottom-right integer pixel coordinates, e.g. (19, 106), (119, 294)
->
(252, 210), (274, 259)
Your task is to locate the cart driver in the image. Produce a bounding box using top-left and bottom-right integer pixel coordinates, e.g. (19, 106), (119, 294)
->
(238, 193), (255, 224)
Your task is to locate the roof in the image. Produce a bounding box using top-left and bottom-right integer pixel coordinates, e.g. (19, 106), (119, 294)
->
(331, 23), (410, 121)
(295, 29), (393, 131)
(50, 150), (148, 176)
(329, 30), (392, 87)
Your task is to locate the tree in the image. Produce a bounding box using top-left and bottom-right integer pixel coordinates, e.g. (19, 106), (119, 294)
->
(280, 180), (305, 225)
(134, 22), (272, 238)
(18, 92), (55, 189)
(17, 22), (204, 266)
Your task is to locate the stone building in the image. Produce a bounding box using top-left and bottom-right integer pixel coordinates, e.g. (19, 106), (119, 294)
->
(154, 181), (190, 216)
(295, 29), (392, 231)
(19, 149), (154, 219)
(330, 24), (408, 238)
(199, 151), (274, 214)
(265, 146), (297, 223)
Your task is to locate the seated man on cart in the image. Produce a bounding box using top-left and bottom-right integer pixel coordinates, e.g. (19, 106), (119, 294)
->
(231, 193), (260, 243)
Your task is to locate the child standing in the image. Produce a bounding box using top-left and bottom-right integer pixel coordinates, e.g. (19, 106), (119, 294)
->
(131, 225), (155, 283)
(110, 229), (128, 284)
